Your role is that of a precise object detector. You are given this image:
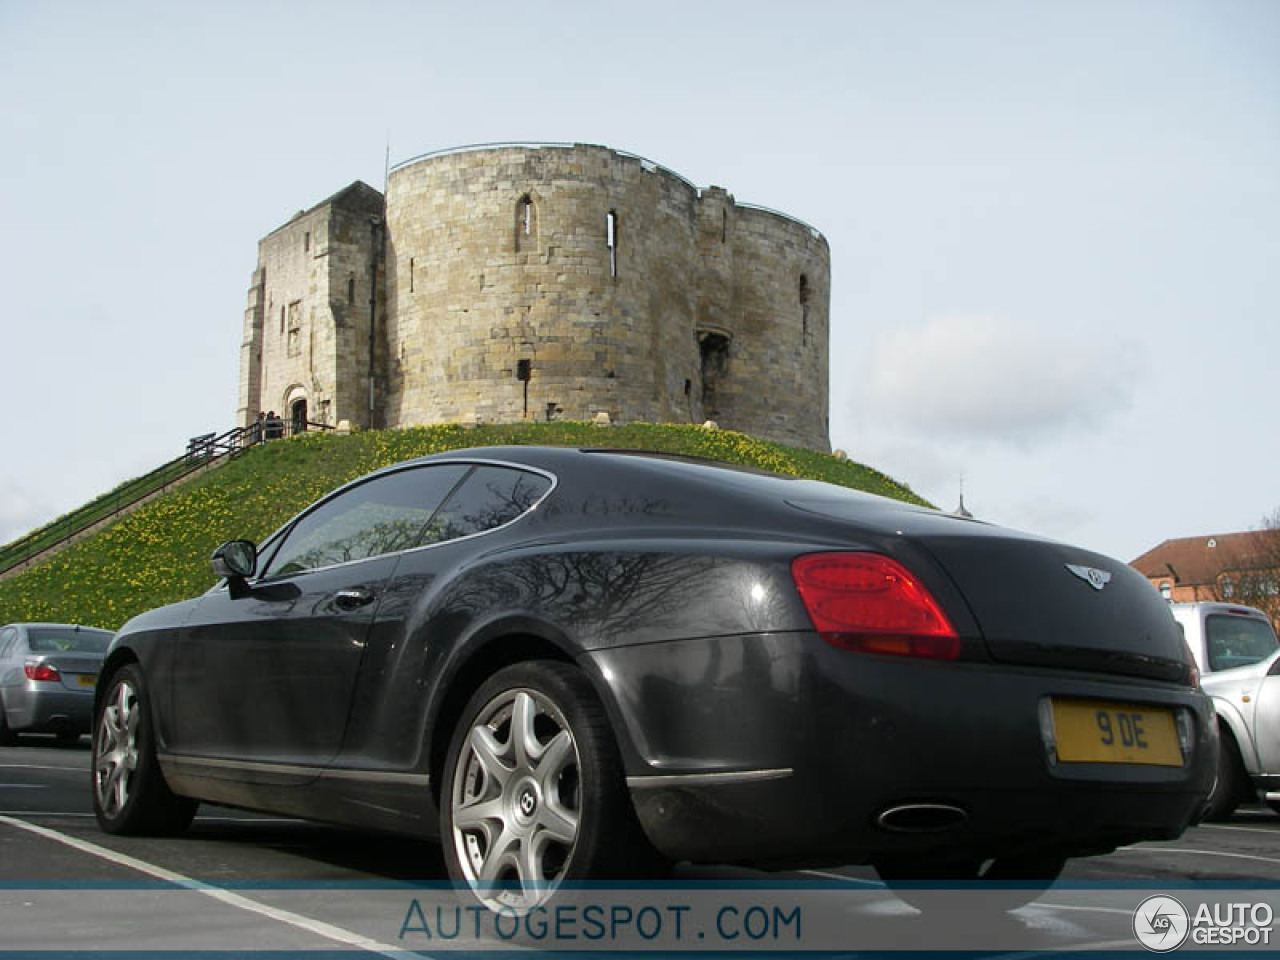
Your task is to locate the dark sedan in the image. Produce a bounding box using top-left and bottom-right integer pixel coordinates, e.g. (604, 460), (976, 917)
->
(91, 447), (1215, 911)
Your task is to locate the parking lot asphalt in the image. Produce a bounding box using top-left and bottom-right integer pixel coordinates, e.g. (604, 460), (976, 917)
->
(5, 737), (1280, 955)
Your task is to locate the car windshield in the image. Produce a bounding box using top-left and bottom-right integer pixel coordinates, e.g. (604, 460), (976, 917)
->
(26, 627), (111, 654)
(1206, 615), (1280, 672)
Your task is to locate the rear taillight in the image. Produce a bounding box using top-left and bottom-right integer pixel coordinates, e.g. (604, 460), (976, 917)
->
(791, 552), (961, 660)
(1183, 643), (1202, 688)
(24, 662), (61, 683)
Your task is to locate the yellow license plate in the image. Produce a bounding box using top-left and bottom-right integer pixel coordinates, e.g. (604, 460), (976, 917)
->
(76, 674), (97, 688)
(1052, 699), (1183, 766)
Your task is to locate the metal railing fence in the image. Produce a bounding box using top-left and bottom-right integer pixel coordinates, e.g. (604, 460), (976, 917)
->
(0, 419), (333, 577)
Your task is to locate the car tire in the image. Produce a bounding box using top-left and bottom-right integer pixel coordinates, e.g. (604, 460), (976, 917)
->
(440, 660), (666, 913)
(0, 702), (17, 747)
(92, 663), (197, 835)
(1203, 728), (1246, 822)
(875, 855), (1066, 913)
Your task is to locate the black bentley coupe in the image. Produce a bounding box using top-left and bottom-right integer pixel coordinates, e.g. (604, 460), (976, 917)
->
(91, 446), (1214, 911)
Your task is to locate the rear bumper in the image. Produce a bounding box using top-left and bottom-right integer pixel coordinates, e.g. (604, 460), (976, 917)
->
(626, 771), (1203, 867)
(588, 631), (1215, 866)
(3, 684), (95, 734)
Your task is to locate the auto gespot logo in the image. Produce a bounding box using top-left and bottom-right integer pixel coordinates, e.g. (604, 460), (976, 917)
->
(1134, 895), (1275, 951)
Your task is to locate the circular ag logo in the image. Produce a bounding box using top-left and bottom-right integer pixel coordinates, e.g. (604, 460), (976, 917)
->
(1134, 895), (1190, 952)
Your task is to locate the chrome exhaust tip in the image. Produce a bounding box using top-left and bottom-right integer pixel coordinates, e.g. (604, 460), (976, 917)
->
(876, 803), (968, 833)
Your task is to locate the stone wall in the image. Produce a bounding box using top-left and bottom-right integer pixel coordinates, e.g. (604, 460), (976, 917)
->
(239, 184), (384, 430)
(239, 207), (325, 427)
(236, 266), (265, 428)
(384, 145), (704, 428)
(725, 206), (830, 450)
(325, 189), (386, 430)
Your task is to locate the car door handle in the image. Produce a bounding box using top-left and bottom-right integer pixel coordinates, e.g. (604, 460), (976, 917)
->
(333, 588), (376, 610)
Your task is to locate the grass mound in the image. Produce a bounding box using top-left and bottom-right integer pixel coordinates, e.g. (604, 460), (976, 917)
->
(0, 423), (929, 630)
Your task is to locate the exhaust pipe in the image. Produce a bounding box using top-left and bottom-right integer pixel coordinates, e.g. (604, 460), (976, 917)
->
(876, 803), (968, 833)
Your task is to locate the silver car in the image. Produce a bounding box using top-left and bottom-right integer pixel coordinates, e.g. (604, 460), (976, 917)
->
(1171, 602), (1280, 818)
(0, 623), (112, 745)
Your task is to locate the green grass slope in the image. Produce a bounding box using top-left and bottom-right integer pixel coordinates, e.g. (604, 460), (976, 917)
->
(0, 456), (199, 573)
(0, 423), (930, 631)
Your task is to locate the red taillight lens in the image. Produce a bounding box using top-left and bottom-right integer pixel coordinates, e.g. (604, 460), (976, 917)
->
(24, 662), (61, 682)
(791, 552), (961, 659)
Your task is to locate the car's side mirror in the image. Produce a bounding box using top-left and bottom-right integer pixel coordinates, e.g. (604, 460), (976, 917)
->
(211, 540), (257, 599)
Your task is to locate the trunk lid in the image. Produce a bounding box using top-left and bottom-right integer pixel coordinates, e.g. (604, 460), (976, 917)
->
(785, 498), (1189, 683)
(920, 532), (1189, 682)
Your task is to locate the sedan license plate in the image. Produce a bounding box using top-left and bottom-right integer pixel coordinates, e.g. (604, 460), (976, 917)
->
(1051, 699), (1182, 766)
(76, 674), (97, 688)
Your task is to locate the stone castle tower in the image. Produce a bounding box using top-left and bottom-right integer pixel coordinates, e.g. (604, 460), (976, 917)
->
(238, 143), (830, 451)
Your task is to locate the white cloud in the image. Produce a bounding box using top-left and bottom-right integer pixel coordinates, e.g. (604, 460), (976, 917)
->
(999, 495), (1097, 544)
(859, 315), (1143, 448)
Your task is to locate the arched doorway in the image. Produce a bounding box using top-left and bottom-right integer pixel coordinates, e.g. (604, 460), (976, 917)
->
(290, 397), (308, 436)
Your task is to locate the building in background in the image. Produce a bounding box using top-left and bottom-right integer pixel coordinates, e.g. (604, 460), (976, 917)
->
(237, 143), (831, 451)
(1131, 530), (1280, 628)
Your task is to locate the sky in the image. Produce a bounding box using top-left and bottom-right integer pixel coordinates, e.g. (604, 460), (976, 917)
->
(1, 0), (1276, 563)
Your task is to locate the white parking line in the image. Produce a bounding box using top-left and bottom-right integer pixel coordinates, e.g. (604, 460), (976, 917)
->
(1035, 902), (1139, 918)
(1200, 823), (1280, 836)
(0, 816), (423, 958)
(1117, 845), (1280, 867)
(0, 814), (307, 829)
(798, 869), (883, 887)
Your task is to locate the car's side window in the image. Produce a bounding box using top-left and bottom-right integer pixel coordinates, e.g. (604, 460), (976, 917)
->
(0, 627), (16, 659)
(1205, 614), (1280, 672)
(261, 465), (469, 578)
(421, 466), (552, 545)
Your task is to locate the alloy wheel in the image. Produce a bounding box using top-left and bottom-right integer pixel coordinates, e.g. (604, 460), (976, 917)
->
(94, 679), (140, 818)
(450, 688), (581, 911)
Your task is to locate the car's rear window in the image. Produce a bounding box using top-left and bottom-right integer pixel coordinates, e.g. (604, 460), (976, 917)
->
(1206, 615), (1279, 672)
(27, 628), (111, 654)
(422, 466), (552, 543)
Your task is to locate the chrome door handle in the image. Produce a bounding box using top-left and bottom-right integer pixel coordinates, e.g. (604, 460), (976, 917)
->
(334, 588), (375, 610)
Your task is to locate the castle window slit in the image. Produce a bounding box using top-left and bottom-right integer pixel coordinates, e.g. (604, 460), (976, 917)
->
(799, 274), (810, 344)
(607, 211), (618, 278)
